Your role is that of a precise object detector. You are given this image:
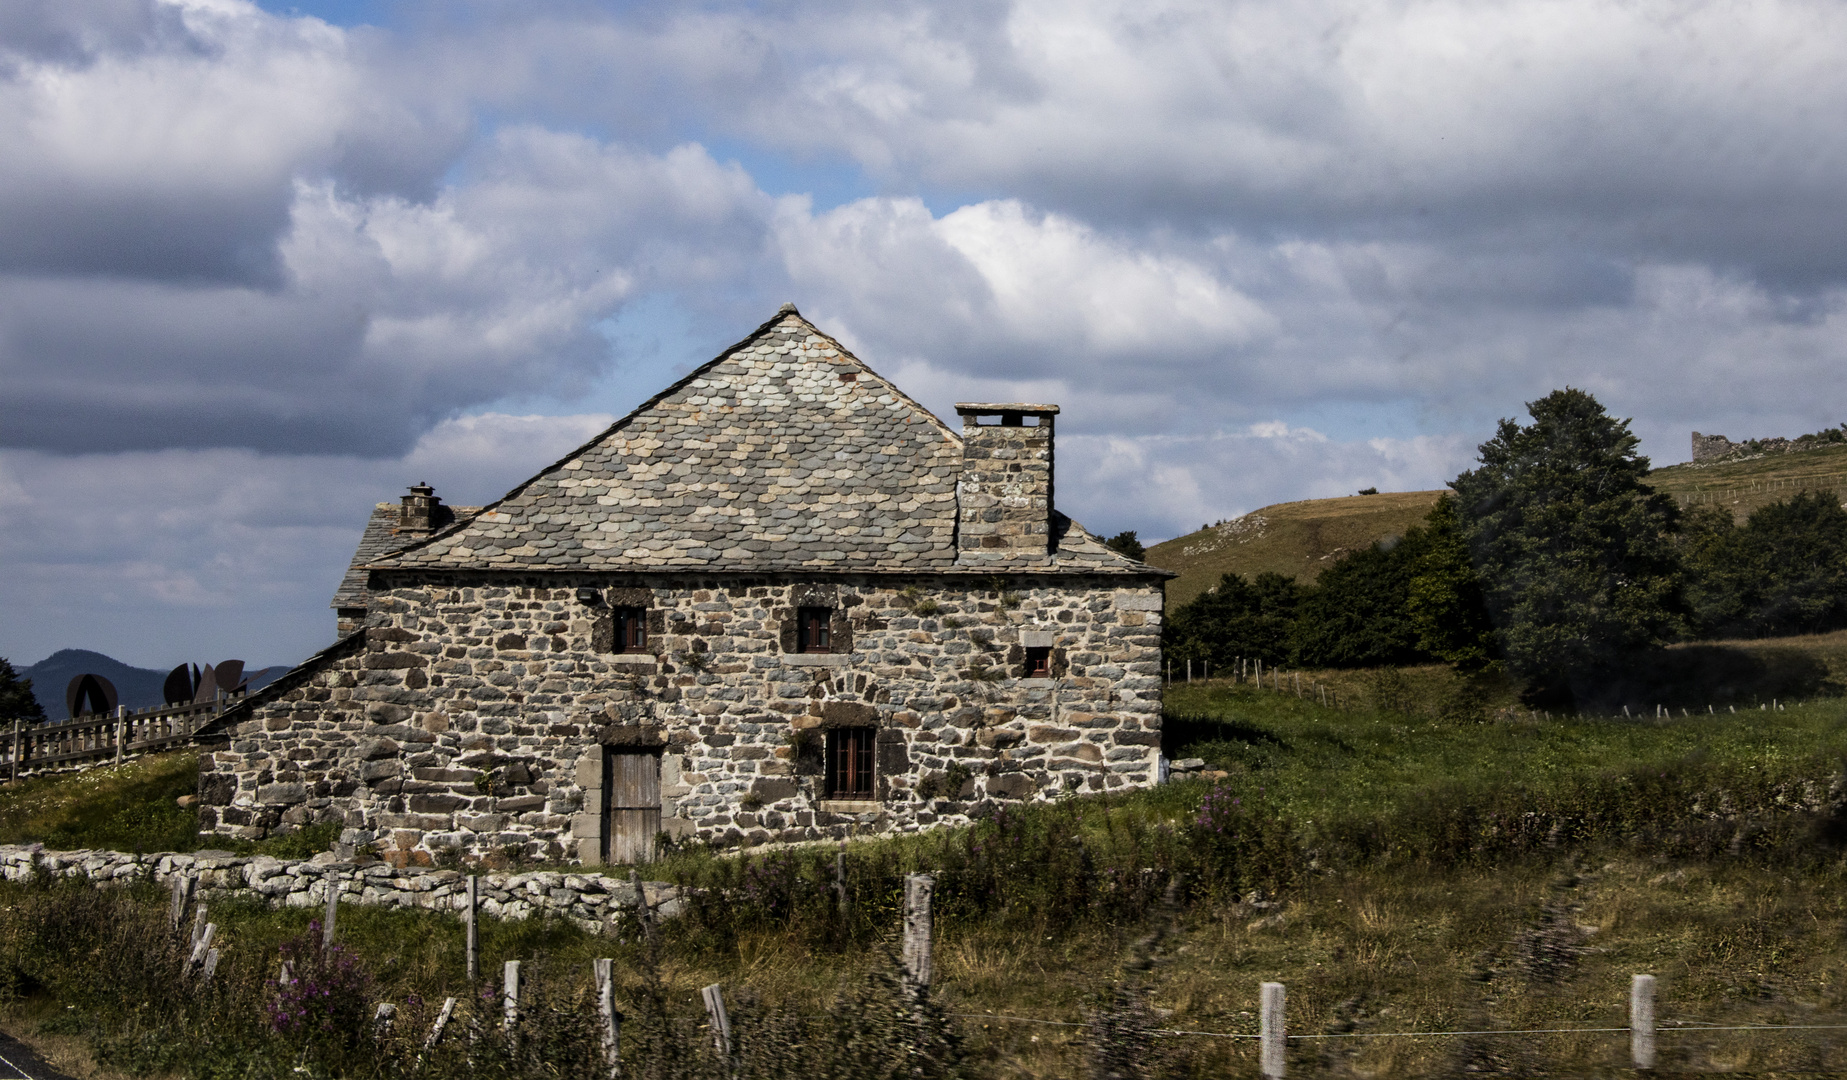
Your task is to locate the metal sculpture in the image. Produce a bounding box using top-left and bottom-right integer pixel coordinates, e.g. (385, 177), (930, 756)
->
(163, 664), (198, 706)
(66, 673), (118, 718)
(164, 661), (249, 706)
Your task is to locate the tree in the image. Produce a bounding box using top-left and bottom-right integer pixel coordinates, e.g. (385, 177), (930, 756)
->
(1103, 531), (1146, 562)
(1684, 492), (1847, 638)
(1163, 571), (1302, 669)
(1289, 530), (1434, 668)
(1406, 495), (1500, 672)
(1450, 388), (1683, 694)
(0, 658), (46, 724)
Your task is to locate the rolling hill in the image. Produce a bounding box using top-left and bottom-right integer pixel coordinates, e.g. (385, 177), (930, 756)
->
(1149, 442), (1847, 608)
(1148, 490), (1445, 606)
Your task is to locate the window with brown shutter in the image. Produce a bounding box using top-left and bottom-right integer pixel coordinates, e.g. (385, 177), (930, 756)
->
(826, 727), (875, 798)
(1025, 646), (1052, 678)
(798, 607), (833, 653)
(612, 607), (648, 653)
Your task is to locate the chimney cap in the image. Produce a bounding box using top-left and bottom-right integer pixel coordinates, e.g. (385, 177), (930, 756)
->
(954, 402), (1060, 416)
(407, 482), (435, 497)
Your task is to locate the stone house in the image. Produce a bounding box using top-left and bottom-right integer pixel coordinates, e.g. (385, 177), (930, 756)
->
(197, 306), (1171, 866)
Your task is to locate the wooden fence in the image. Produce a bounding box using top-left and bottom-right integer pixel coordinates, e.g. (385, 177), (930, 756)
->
(5, 696), (233, 779)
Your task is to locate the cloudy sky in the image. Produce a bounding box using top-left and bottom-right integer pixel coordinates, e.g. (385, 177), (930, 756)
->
(5, 0), (1846, 672)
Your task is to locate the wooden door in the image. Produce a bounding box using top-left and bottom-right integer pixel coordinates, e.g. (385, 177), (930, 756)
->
(606, 748), (661, 865)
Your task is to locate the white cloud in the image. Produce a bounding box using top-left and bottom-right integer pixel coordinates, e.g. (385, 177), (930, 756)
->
(0, 410), (616, 668)
(9, 0), (1847, 668)
(1058, 429), (1474, 542)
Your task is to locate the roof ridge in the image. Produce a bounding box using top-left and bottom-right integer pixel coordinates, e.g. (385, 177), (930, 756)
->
(369, 307), (963, 568)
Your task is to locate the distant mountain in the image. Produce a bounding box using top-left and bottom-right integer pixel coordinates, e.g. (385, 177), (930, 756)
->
(16, 650), (287, 719)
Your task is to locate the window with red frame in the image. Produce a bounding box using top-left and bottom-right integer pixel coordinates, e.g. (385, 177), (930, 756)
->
(612, 607), (648, 653)
(798, 607), (833, 653)
(826, 727), (875, 798)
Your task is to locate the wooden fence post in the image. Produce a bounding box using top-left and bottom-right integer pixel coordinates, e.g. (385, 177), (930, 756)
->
(631, 869), (655, 944)
(595, 958), (620, 1076)
(323, 882), (339, 947)
(189, 923), (217, 969)
(503, 960), (521, 1030)
(424, 997), (457, 1050)
(466, 875), (479, 981)
(114, 706), (126, 765)
(201, 948), (220, 982)
(902, 872), (935, 994)
(1631, 974), (1656, 1070)
(1260, 981), (1285, 1079)
(169, 875), (192, 931)
(10, 719), (18, 782)
(833, 846), (849, 915)
(192, 906), (209, 950)
(701, 983), (731, 1055)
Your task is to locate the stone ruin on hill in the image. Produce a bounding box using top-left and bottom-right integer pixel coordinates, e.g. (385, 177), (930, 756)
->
(1692, 427), (1847, 464)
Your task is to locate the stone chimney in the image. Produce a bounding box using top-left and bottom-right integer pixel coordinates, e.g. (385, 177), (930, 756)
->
(955, 403), (1059, 563)
(399, 482), (445, 533)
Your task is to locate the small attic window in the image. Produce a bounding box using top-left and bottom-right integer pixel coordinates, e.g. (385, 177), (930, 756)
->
(838, 372), (857, 382)
(797, 607), (833, 653)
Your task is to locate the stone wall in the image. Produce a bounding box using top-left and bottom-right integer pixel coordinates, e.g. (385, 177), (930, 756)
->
(0, 844), (679, 933)
(955, 405), (1057, 562)
(1692, 431), (1737, 463)
(200, 573), (1165, 865)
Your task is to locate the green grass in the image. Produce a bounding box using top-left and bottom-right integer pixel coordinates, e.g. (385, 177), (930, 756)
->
(0, 753), (201, 853)
(0, 752), (338, 858)
(8, 685), (1847, 1075)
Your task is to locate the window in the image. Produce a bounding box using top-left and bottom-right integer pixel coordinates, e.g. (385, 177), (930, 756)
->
(826, 727), (875, 798)
(798, 607), (833, 653)
(1025, 646), (1052, 679)
(612, 607), (648, 653)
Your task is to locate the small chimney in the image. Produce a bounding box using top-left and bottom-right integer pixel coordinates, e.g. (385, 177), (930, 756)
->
(955, 403), (1059, 563)
(400, 482), (444, 533)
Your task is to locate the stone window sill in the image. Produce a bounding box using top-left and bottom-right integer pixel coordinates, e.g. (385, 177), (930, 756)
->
(607, 653), (659, 667)
(782, 653), (850, 667)
(815, 799), (881, 813)
(1018, 678), (1058, 688)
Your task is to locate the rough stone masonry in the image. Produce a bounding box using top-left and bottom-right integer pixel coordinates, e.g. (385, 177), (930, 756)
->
(196, 306), (1171, 867)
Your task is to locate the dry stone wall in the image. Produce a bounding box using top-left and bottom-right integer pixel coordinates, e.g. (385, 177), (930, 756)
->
(0, 844), (679, 933)
(199, 573), (1164, 865)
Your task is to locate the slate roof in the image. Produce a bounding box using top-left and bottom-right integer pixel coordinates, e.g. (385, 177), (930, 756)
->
(331, 502), (480, 610)
(331, 506), (400, 609)
(366, 306), (1161, 578)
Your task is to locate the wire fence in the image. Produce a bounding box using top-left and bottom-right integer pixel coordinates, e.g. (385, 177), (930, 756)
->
(950, 975), (1847, 1076)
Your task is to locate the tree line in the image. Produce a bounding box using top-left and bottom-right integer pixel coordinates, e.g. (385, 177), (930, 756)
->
(1165, 388), (1847, 702)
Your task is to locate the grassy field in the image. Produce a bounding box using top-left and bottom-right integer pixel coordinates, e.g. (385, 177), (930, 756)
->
(0, 752), (339, 858)
(4, 673), (1847, 1075)
(1650, 441), (1847, 523)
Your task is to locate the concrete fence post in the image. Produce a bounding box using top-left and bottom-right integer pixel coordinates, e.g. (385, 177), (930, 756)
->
(1260, 981), (1286, 1078)
(1631, 974), (1656, 1070)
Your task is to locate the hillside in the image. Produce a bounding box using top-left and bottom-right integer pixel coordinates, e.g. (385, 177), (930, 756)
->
(1147, 490), (1445, 606)
(1150, 443), (1847, 608)
(1647, 439), (1847, 520)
